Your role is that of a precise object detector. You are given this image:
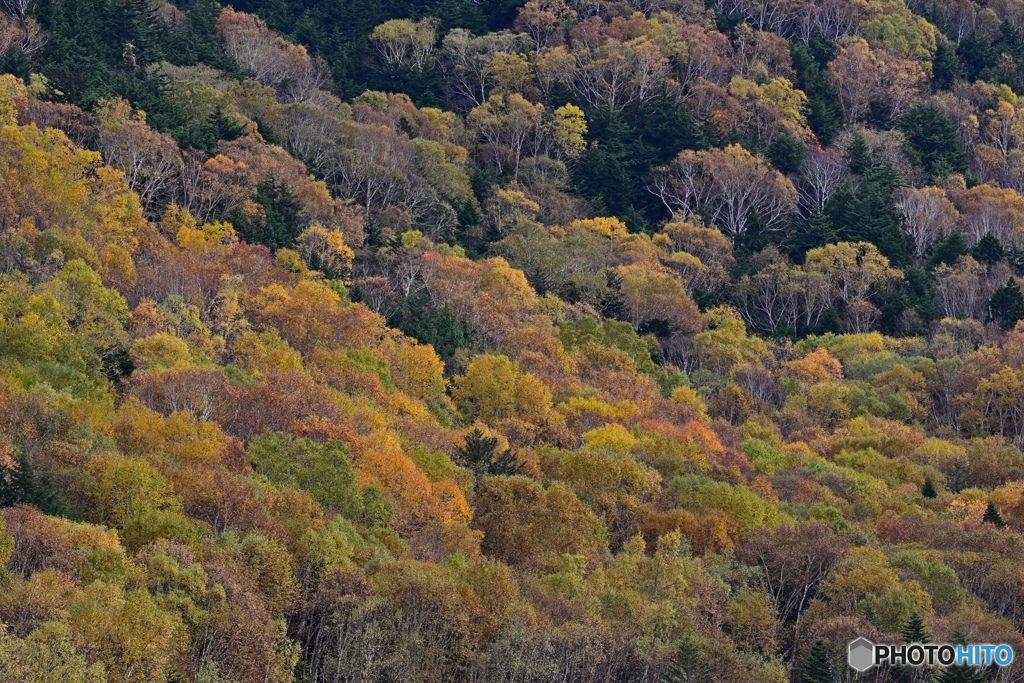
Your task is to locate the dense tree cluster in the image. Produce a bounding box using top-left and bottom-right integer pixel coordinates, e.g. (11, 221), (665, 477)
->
(5, 0), (1024, 681)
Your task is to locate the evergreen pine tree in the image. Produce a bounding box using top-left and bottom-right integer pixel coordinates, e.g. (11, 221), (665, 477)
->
(936, 661), (989, 682)
(936, 627), (987, 683)
(899, 104), (968, 179)
(0, 452), (65, 515)
(846, 133), (872, 175)
(455, 428), (523, 487)
(232, 180), (304, 250)
(922, 478), (937, 498)
(799, 640), (834, 683)
(989, 278), (1024, 330)
(982, 501), (1005, 527)
(929, 231), (971, 269)
(768, 132), (808, 174)
(902, 611), (930, 643)
(790, 208), (836, 259)
(828, 153), (911, 265)
(932, 38), (962, 89)
(791, 42), (844, 146)
(972, 234), (1005, 264)
(957, 32), (997, 81)
(661, 637), (713, 683)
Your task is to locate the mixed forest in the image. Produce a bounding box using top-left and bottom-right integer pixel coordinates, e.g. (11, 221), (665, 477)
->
(7, 0), (1024, 680)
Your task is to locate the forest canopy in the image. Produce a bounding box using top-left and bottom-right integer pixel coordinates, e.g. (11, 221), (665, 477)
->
(4, 0), (1024, 681)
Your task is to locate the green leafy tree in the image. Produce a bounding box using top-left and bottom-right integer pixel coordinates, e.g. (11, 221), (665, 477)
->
(248, 433), (363, 517)
(922, 478), (937, 499)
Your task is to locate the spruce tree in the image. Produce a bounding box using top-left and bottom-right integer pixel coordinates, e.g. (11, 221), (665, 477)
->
(791, 43), (844, 146)
(982, 502), (1005, 527)
(661, 637), (713, 683)
(936, 627), (987, 683)
(799, 640), (834, 683)
(899, 104), (968, 179)
(957, 32), (997, 81)
(768, 132), (807, 174)
(455, 428), (523, 487)
(989, 278), (1024, 330)
(846, 133), (872, 175)
(902, 611), (930, 643)
(932, 39), (962, 89)
(0, 452), (65, 515)
(936, 661), (988, 682)
(972, 234), (1005, 264)
(922, 478), (937, 499)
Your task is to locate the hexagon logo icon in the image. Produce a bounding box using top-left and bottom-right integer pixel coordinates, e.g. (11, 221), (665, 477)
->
(848, 637), (875, 672)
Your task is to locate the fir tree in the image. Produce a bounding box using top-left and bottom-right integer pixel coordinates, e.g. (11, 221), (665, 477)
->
(972, 234), (1005, 264)
(958, 32), (997, 81)
(936, 661), (989, 682)
(399, 295), (474, 369)
(0, 452), (65, 515)
(922, 478), (937, 499)
(989, 278), (1024, 330)
(799, 640), (834, 683)
(768, 132), (807, 174)
(232, 180), (304, 250)
(935, 627), (987, 683)
(661, 637), (713, 683)
(828, 152), (911, 265)
(929, 231), (971, 269)
(899, 104), (968, 179)
(902, 611), (930, 643)
(982, 501), (1005, 527)
(932, 38), (962, 89)
(455, 428), (523, 487)
(846, 133), (872, 175)
(791, 42), (844, 146)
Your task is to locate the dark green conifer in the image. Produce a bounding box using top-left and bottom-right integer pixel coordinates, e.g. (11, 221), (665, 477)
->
(935, 627), (987, 683)
(768, 132), (807, 174)
(989, 278), (1024, 330)
(455, 428), (523, 487)
(982, 502), (1005, 527)
(799, 640), (834, 683)
(972, 234), (1005, 264)
(899, 104), (968, 179)
(902, 610), (930, 643)
(661, 637), (713, 683)
(0, 452), (65, 515)
(846, 133), (872, 175)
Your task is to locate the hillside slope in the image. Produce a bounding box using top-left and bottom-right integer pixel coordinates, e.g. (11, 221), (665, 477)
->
(2, 0), (1024, 681)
